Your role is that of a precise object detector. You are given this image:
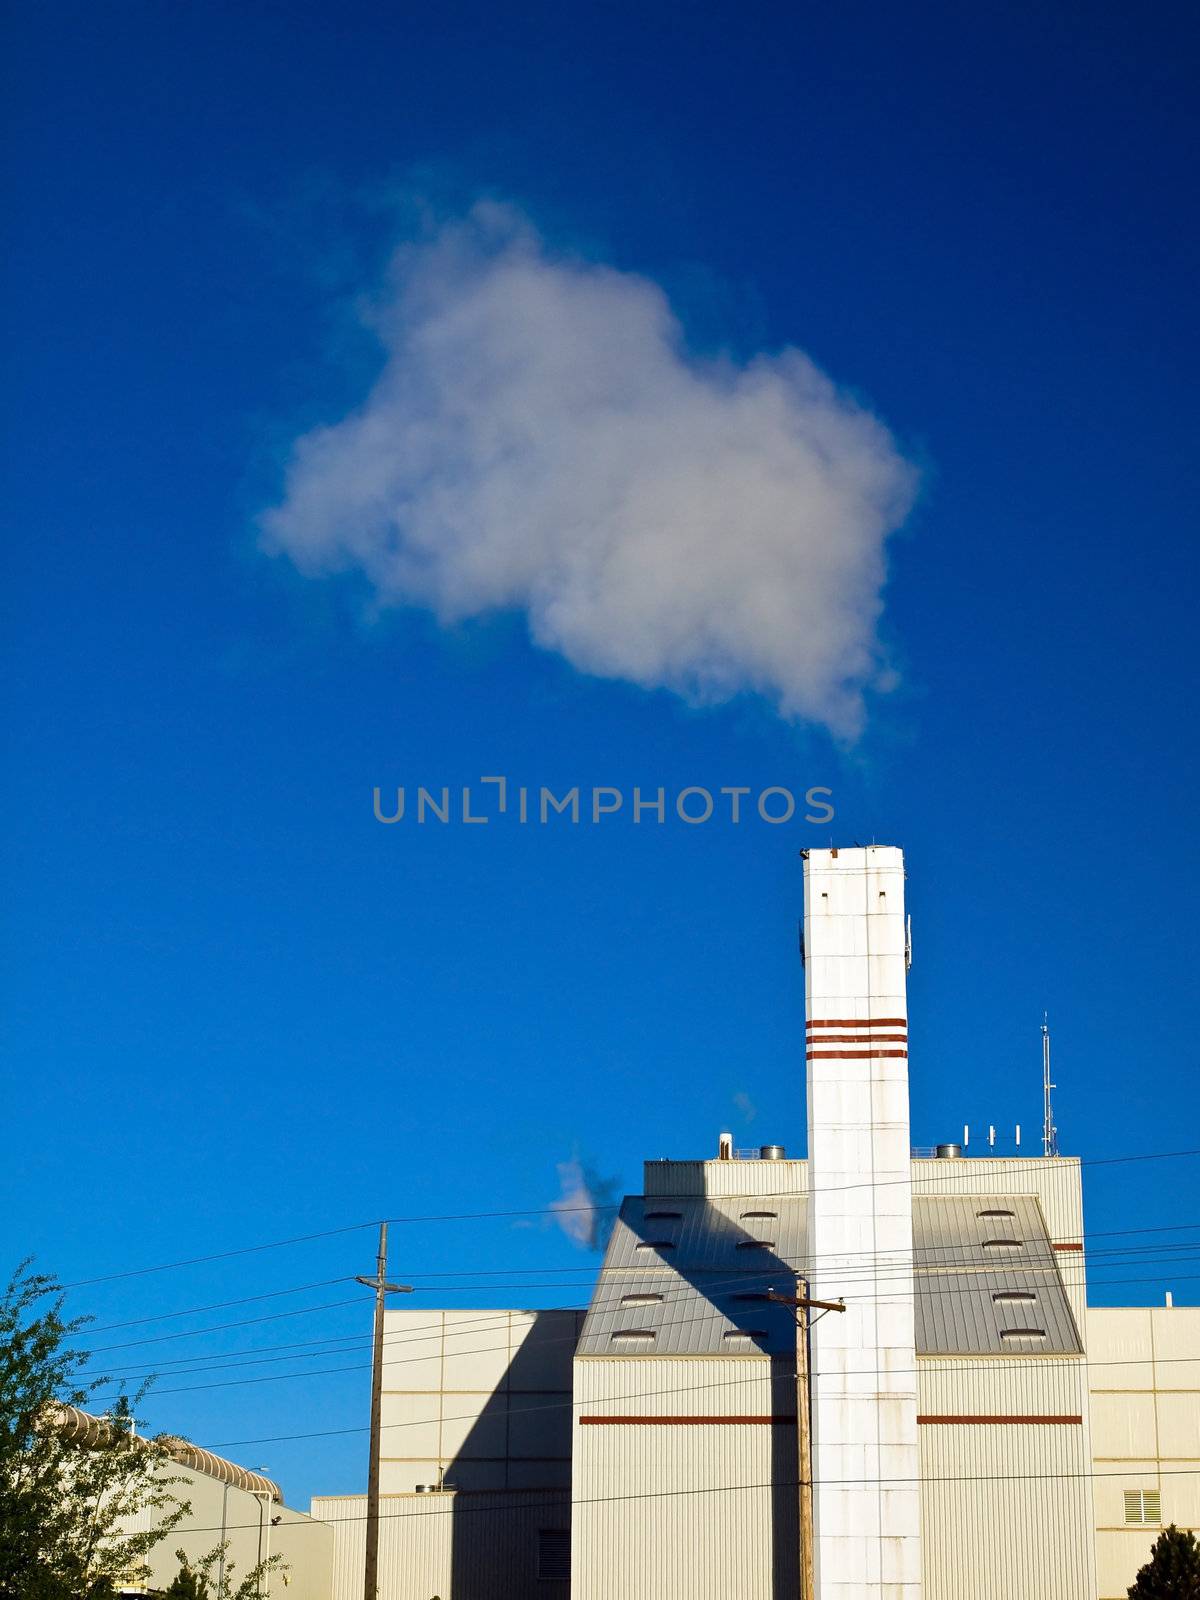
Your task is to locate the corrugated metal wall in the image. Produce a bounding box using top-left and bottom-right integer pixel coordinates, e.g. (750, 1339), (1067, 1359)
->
(572, 1357), (798, 1600)
(133, 1464), (333, 1600)
(1089, 1306), (1200, 1599)
(643, 1158), (808, 1198)
(312, 1488), (571, 1600)
(918, 1357), (1096, 1600)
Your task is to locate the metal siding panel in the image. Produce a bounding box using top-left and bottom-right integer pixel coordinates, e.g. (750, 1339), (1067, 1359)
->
(643, 1157), (810, 1198)
(312, 1490), (571, 1600)
(920, 1419), (1096, 1600)
(571, 1358), (798, 1600)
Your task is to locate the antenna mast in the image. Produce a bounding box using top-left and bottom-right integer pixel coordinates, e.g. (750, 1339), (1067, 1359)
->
(1041, 1013), (1058, 1157)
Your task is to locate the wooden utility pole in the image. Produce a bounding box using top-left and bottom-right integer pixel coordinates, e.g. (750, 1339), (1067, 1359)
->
(357, 1223), (412, 1600)
(768, 1282), (845, 1600)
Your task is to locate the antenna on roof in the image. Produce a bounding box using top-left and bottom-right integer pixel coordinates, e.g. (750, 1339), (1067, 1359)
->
(1041, 1013), (1058, 1158)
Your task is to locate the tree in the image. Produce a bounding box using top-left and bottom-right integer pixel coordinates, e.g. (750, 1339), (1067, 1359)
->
(0, 1259), (190, 1598)
(1128, 1525), (1200, 1598)
(161, 1544), (284, 1600)
(161, 1562), (211, 1599)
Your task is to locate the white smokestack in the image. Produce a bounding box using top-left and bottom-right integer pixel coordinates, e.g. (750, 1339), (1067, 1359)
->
(803, 845), (921, 1600)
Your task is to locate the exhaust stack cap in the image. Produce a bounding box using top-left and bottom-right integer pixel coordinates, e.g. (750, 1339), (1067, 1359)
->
(936, 1143), (963, 1159)
(760, 1144), (786, 1161)
(718, 1131), (733, 1160)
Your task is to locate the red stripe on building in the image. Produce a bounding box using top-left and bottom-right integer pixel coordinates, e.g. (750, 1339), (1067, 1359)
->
(579, 1415), (797, 1426)
(917, 1415), (1082, 1426)
(1052, 1242), (1083, 1252)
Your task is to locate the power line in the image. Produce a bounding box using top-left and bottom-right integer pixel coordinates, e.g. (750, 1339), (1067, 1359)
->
(66, 1214), (1200, 1345)
(89, 1265), (1200, 1400)
(82, 1296), (366, 1354)
(80, 1278), (352, 1334)
(125, 1463), (1200, 1538)
(78, 1240), (1200, 1375)
(59, 1145), (1200, 1291)
(180, 1346), (1200, 1454)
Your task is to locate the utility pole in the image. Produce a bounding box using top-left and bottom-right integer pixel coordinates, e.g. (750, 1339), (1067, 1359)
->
(768, 1282), (845, 1600)
(357, 1223), (412, 1600)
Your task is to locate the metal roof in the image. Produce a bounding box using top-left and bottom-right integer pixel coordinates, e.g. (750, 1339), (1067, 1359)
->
(577, 1195), (805, 1357)
(577, 1192), (1082, 1359)
(912, 1194), (1082, 1355)
(602, 1195), (808, 1272)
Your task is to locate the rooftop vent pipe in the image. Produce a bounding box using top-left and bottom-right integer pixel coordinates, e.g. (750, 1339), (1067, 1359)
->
(718, 1131), (733, 1160)
(935, 1143), (963, 1159)
(760, 1144), (786, 1161)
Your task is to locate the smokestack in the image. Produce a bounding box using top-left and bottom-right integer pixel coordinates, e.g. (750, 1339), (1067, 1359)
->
(804, 845), (922, 1599)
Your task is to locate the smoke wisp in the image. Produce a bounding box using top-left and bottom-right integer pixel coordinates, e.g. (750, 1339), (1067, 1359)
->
(549, 1157), (620, 1252)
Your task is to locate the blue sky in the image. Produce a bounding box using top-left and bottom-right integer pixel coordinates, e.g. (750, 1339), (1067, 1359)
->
(3, 0), (1198, 1505)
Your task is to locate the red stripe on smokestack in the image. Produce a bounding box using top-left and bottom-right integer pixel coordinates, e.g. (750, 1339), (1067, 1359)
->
(806, 1017), (907, 1029)
(805, 1033), (907, 1043)
(806, 1049), (909, 1060)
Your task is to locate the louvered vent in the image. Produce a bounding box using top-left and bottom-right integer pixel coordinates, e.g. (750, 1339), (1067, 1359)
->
(1123, 1489), (1162, 1524)
(537, 1528), (571, 1580)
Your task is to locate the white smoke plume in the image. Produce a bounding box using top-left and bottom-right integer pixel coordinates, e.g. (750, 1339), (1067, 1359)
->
(549, 1157), (620, 1252)
(261, 203), (918, 734)
(733, 1090), (757, 1125)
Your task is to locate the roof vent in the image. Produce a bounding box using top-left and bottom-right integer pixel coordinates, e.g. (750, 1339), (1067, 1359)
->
(992, 1291), (1037, 1305)
(736, 1239), (776, 1251)
(644, 1210), (683, 1221)
(718, 1131), (733, 1160)
(977, 1208), (1017, 1219)
(610, 1329), (655, 1343)
(620, 1293), (663, 1307)
(723, 1329), (768, 1341)
(982, 1237), (1025, 1251)
(740, 1210), (778, 1220)
(634, 1240), (676, 1253)
(998, 1327), (1047, 1341)
(935, 1143), (963, 1159)
(759, 1144), (786, 1161)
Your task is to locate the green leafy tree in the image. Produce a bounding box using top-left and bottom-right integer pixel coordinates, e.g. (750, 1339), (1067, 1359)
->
(161, 1561), (211, 1599)
(162, 1544), (284, 1599)
(0, 1259), (190, 1598)
(1128, 1524), (1200, 1598)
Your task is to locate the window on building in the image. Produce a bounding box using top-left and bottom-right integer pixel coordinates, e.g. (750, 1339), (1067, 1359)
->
(1124, 1490), (1162, 1525)
(537, 1528), (571, 1581)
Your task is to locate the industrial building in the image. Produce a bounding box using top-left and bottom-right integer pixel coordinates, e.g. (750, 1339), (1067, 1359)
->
(312, 846), (1199, 1599)
(52, 1404), (334, 1597)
